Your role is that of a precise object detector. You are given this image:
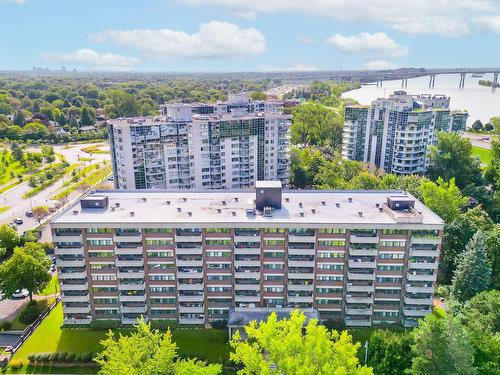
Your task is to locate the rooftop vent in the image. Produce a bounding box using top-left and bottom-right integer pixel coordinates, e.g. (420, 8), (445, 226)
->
(234, 197), (239, 202)
(263, 207), (273, 217)
(348, 197), (353, 203)
(115, 202), (120, 208)
(321, 201), (326, 206)
(130, 211), (135, 217)
(232, 211), (237, 217)
(285, 197), (290, 203)
(299, 212), (304, 217)
(299, 202), (303, 208)
(177, 207), (182, 213)
(256, 181), (282, 211)
(246, 208), (256, 217)
(182, 197), (187, 202)
(375, 203), (380, 208)
(358, 211), (363, 217)
(336, 203), (340, 208)
(311, 208), (316, 214)
(378, 207), (384, 212)
(187, 212), (192, 217)
(222, 200), (227, 206)
(217, 208), (222, 214)
(166, 200), (171, 205)
(111, 206), (116, 211)
(387, 196), (415, 211)
(81, 195), (109, 210)
(72, 210), (79, 215)
(142, 197), (147, 202)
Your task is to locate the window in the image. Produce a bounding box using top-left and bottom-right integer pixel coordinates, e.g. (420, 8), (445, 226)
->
(87, 239), (113, 246)
(146, 239), (173, 246)
(87, 228), (113, 234)
(318, 240), (345, 247)
(318, 229), (346, 234)
(145, 228), (173, 234)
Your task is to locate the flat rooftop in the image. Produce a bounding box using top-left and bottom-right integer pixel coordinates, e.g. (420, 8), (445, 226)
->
(51, 189), (444, 229)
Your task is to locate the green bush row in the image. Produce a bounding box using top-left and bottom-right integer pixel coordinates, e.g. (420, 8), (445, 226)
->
(27, 351), (95, 363)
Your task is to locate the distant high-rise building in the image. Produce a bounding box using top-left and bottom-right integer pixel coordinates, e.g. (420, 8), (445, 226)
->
(108, 97), (291, 190)
(342, 91), (468, 175)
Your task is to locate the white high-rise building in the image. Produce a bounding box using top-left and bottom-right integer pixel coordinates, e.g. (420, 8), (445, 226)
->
(342, 91), (468, 174)
(108, 99), (291, 190)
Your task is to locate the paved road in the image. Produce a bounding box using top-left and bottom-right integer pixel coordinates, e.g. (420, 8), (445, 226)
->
(0, 143), (110, 234)
(462, 132), (497, 149)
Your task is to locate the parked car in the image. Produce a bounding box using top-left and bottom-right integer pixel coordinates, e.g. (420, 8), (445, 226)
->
(4, 346), (13, 353)
(50, 264), (56, 272)
(11, 289), (29, 298)
(25, 211), (33, 217)
(8, 222), (17, 229)
(14, 218), (23, 225)
(482, 137), (490, 141)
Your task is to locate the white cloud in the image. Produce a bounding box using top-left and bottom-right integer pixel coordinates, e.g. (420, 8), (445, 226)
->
(364, 60), (397, 70)
(326, 32), (408, 57)
(257, 63), (317, 72)
(180, 0), (500, 36)
(91, 21), (266, 60)
(298, 35), (317, 44)
(473, 15), (500, 33)
(41, 49), (139, 71)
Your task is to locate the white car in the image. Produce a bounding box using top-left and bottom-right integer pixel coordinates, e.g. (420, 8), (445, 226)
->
(12, 289), (29, 298)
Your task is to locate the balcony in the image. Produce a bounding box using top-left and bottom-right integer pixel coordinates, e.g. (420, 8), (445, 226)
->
(347, 284), (375, 293)
(59, 271), (87, 280)
(408, 261), (438, 270)
(178, 294), (204, 302)
(176, 247), (202, 255)
(113, 234), (142, 243)
(178, 283), (204, 291)
(404, 296), (433, 305)
(56, 258), (85, 267)
(403, 308), (431, 317)
(345, 308), (372, 316)
(288, 248), (314, 256)
(234, 247), (260, 255)
(54, 247), (84, 256)
(122, 318), (142, 325)
(235, 272), (260, 279)
(235, 284), (260, 291)
(234, 235), (261, 242)
(64, 306), (91, 314)
(287, 284), (314, 292)
(235, 295), (260, 303)
(287, 273), (314, 280)
(176, 260), (203, 267)
(349, 248), (377, 256)
(116, 259), (144, 267)
(121, 305), (147, 314)
(411, 237), (441, 245)
(119, 294), (146, 302)
(118, 282), (146, 291)
(60, 282), (88, 291)
(178, 306), (204, 314)
(346, 296), (374, 304)
(350, 235), (379, 244)
(348, 272), (375, 281)
(235, 260), (260, 267)
(179, 318), (205, 325)
(117, 271), (145, 279)
(407, 273), (436, 282)
(288, 295), (313, 303)
(115, 247), (143, 255)
(288, 234), (316, 243)
(405, 285), (434, 293)
(53, 234), (83, 243)
(409, 249), (439, 257)
(288, 260), (314, 268)
(177, 271), (203, 279)
(344, 318), (372, 327)
(403, 319), (419, 328)
(348, 260), (376, 268)
(63, 317), (92, 325)
(61, 294), (90, 303)
(175, 235), (202, 242)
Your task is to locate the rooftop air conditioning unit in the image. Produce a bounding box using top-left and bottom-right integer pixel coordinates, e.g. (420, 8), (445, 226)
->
(336, 203), (340, 208)
(129, 211), (135, 217)
(142, 197), (147, 202)
(263, 207), (272, 217)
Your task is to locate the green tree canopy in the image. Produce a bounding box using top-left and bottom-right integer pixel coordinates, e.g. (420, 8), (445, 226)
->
(230, 310), (373, 375)
(0, 242), (51, 301)
(421, 177), (467, 223)
(95, 319), (221, 375)
(367, 330), (413, 375)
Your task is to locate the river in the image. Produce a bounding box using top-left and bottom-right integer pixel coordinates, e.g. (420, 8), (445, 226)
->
(342, 73), (500, 126)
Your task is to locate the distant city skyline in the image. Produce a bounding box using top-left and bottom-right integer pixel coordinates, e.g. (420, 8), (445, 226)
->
(1, 0), (500, 72)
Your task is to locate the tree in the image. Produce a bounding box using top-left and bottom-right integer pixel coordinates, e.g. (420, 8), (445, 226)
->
(451, 231), (491, 302)
(11, 142), (23, 161)
(104, 89), (140, 118)
(32, 205), (49, 223)
(471, 119), (483, 131)
(484, 224), (500, 289)
(421, 177), (467, 223)
(427, 132), (483, 190)
(462, 290), (500, 375)
(0, 224), (20, 258)
(249, 91), (267, 100)
(367, 330), (413, 375)
(230, 310), (373, 375)
(80, 106), (95, 126)
(483, 122), (494, 132)
(0, 242), (51, 301)
(95, 319), (221, 375)
(411, 313), (476, 375)
(22, 122), (51, 140)
(13, 110), (25, 126)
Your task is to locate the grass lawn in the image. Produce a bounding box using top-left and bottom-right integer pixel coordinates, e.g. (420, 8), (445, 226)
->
(39, 275), (59, 296)
(0, 206), (10, 214)
(9, 303), (231, 373)
(472, 146), (492, 164)
(8, 298), (56, 332)
(80, 145), (110, 155)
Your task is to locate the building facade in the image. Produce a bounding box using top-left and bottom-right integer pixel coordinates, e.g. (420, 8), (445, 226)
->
(342, 91), (469, 174)
(109, 99), (291, 190)
(51, 182), (444, 328)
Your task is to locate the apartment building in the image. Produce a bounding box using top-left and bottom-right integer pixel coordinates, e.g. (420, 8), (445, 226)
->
(51, 181), (444, 328)
(109, 99), (291, 190)
(342, 91), (468, 174)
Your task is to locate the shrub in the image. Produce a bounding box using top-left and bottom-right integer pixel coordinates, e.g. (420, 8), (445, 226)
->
(80, 351), (93, 362)
(210, 319), (227, 329)
(19, 302), (40, 325)
(9, 359), (22, 369)
(48, 352), (58, 362)
(323, 318), (344, 331)
(39, 353), (50, 362)
(89, 320), (121, 330)
(27, 353), (36, 362)
(74, 354), (81, 362)
(57, 352), (67, 362)
(0, 320), (12, 330)
(150, 319), (178, 331)
(65, 352), (76, 362)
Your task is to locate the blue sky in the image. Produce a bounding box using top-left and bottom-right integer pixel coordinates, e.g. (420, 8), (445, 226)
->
(1, 0), (500, 72)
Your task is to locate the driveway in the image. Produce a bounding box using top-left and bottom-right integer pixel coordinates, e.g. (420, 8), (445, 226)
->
(0, 297), (29, 321)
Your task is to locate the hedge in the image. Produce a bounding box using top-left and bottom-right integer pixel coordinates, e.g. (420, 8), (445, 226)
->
(27, 351), (97, 364)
